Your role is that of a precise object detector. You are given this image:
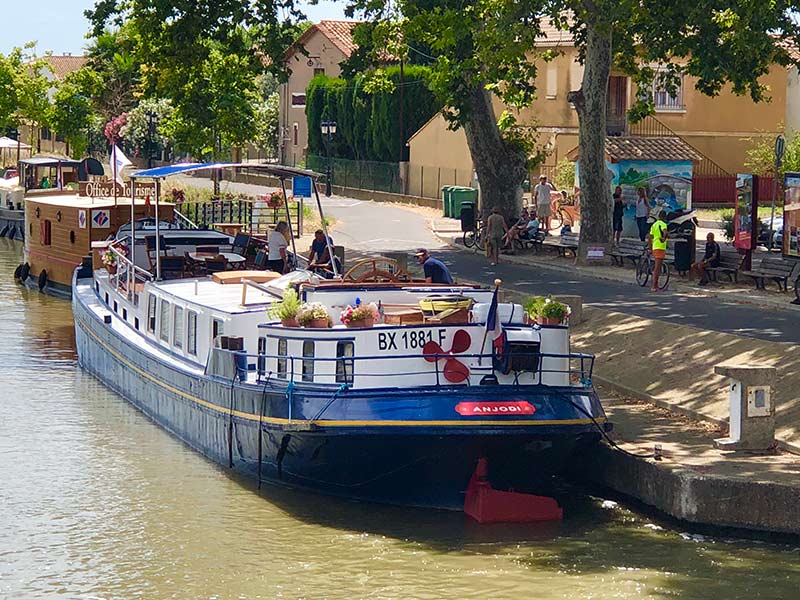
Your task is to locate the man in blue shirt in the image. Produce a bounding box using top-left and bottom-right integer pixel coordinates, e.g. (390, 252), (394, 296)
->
(415, 248), (454, 284)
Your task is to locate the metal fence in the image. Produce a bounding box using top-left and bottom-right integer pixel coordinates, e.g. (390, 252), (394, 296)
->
(308, 155), (403, 195)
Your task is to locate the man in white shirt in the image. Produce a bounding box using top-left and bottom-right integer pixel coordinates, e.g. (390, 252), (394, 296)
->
(266, 221), (290, 273)
(533, 175), (555, 233)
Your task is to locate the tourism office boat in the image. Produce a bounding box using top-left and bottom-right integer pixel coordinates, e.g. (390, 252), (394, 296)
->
(72, 163), (609, 518)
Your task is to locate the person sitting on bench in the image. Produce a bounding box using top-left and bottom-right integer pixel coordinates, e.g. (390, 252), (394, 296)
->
(691, 232), (721, 286)
(504, 211), (540, 250)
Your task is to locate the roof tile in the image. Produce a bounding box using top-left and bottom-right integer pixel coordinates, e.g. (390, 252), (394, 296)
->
(42, 55), (87, 80)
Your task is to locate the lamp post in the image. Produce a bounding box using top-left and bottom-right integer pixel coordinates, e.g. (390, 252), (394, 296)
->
(321, 120), (337, 197)
(146, 111), (158, 169)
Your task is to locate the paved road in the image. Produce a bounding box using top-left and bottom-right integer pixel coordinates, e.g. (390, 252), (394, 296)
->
(184, 177), (800, 343)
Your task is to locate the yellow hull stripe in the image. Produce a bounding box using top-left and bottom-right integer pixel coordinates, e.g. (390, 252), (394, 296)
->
(78, 315), (604, 429)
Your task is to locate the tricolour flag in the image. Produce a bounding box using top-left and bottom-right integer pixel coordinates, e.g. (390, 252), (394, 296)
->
(484, 286), (505, 358)
(110, 145), (132, 187)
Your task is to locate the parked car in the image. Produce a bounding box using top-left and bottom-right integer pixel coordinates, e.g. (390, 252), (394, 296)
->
(758, 215), (783, 247)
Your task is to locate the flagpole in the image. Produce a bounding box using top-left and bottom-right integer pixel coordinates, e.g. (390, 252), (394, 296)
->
(479, 278), (502, 366)
(112, 145), (118, 207)
(130, 172), (136, 291)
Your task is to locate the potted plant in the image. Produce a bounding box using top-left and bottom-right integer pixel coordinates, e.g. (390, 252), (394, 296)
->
(266, 190), (284, 209)
(340, 302), (380, 328)
(297, 302), (332, 328)
(268, 288), (302, 327)
(102, 249), (118, 275)
(524, 295), (571, 326)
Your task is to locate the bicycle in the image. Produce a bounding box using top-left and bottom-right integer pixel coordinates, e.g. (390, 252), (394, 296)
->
(547, 196), (577, 232)
(635, 250), (670, 290)
(463, 222), (485, 250)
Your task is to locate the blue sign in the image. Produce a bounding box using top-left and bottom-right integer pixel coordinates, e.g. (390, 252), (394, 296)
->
(293, 176), (313, 198)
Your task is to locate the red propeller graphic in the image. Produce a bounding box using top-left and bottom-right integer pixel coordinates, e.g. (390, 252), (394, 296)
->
(422, 329), (472, 383)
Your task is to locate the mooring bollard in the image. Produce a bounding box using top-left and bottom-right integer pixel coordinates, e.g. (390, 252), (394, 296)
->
(713, 363), (778, 452)
(551, 295), (582, 326)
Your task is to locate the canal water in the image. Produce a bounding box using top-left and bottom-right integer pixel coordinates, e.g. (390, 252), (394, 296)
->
(0, 238), (798, 600)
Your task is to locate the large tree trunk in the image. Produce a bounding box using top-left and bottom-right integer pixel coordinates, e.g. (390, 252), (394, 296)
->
(462, 86), (528, 224)
(568, 23), (612, 263)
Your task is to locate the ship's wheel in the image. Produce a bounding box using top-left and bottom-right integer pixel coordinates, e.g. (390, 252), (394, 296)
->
(342, 258), (412, 283)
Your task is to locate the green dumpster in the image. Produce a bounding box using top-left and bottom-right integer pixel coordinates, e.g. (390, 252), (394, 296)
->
(441, 186), (454, 217)
(451, 187), (478, 219)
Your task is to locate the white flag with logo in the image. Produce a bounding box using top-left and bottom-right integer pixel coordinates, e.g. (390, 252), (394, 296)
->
(110, 145), (132, 187)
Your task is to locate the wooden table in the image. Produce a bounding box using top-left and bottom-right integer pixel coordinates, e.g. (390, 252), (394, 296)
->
(212, 223), (246, 237)
(188, 252), (247, 266)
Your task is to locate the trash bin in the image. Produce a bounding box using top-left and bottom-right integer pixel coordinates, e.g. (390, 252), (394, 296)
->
(441, 186), (453, 218)
(451, 187), (478, 221)
(460, 201), (476, 232)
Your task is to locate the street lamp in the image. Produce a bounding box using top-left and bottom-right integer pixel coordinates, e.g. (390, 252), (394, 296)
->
(146, 111), (159, 169)
(321, 120), (337, 196)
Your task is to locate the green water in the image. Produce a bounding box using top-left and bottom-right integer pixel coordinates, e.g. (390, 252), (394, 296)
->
(0, 238), (797, 599)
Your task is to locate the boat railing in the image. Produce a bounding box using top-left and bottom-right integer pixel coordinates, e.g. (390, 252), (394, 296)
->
(105, 240), (152, 305)
(173, 209), (199, 230)
(207, 346), (595, 391)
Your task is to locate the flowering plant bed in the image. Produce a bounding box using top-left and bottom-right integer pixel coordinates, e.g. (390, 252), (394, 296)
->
(268, 288), (302, 326)
(266, 190), (285, 209)
(297, 302), (332, 328)
(523, 296), (571, 325)
(340, 302), (380, 327)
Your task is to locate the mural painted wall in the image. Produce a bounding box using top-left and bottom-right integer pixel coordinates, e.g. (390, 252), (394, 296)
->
(574, 159), (693, 237)
(611, 161), (693, 238)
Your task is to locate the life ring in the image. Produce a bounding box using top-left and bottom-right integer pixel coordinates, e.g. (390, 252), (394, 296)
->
(18, 262), (30, 281)
(38, 269), (48, 291)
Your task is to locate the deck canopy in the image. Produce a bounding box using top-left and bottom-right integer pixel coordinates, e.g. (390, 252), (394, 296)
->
(130, 162), (321, 180)
(0, 136), (31, 149)
(19, 156), (83, 168)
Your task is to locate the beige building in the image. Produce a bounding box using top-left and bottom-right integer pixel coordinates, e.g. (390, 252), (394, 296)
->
(408, 27), (799, 200)
(18, 54), (87, 156)
(279, 21), (358, 167)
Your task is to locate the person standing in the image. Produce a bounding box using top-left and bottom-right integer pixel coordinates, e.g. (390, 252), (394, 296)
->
(485, 207), (508, 266)
(635, 187), (649, 241)
(266, 221), (290, 273)
(534, 175), (555, 233)
(648, 210), (669, 291)
(612, 185), (624, 245)
(414, 248), (454, 284)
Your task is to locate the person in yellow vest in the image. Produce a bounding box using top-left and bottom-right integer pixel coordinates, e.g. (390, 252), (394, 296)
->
(648, 210), (669, 291)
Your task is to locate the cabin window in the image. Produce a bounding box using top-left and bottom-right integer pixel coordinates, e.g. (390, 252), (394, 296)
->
(69, 230), (75, 244)
(123, 308), (128, 321)
(174, 306), (184, 349)
(302, 340), (315, 382)
(336, 341), (354, 384)
(113, 300), (118, 313)
(277, 338), (288, 379)
(95, 282), (99, 293)
(40, 220), (52, 246)
(147, 294), (157, 333)
(105, 292), (109, 305)
(257, 336), (267, 378)
(187, 311), (197, 356)
(212, 318), (224, 341)
(160, 300), (171, 342)
(134, 317), (140, 331)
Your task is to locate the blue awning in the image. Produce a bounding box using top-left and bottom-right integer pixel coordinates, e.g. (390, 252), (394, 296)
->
(130, 162), (237, 179)
(131, 162), (322, 180)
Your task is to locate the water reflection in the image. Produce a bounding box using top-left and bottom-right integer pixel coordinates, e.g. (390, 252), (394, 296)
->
(0, 239), (798, 599)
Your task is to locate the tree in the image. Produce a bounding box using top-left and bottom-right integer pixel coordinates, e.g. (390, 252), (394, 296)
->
(86, 1), (304, 161)
(13, 45), (52, 154)
(49, 76), (95, 157)
(745, 132), (800, 180)
(0, 53), (19, 132)
(119, 97), (173, 160)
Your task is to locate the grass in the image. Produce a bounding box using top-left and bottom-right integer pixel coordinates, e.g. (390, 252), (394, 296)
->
(695, 205), (783, 222)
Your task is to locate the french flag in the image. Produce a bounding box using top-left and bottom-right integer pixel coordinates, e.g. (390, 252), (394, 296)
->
(485, 285), (505, 357)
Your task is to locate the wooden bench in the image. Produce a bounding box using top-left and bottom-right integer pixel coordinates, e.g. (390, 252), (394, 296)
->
(706, 249), (745, 283)
(740, 256), (798, 290)
(513, 230), (546, 253)
(543, 231), (579, 257)
(610, 238), (644, 267)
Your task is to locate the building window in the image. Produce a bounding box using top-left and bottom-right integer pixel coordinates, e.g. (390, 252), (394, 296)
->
(336, 341), (354, 384)
(147, 294), (157, 333)
(257, 336), (267, 377)
(546, 64), (558, 99)
(291, 93), (306, 107)
(55, 133), (65, 142)
(570, 59), (584, 92)
(293, 123), (299, 146)
(41, 127), (52, 141)
(187, 311), (197, 355)
(652, 72), (684, 111)
(277, 338), (288, 379)
(160, 300), (171, 343)
(313, 67), (325, 77)
(302, 340), (315, 382)
(174, 306), (184, 349)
